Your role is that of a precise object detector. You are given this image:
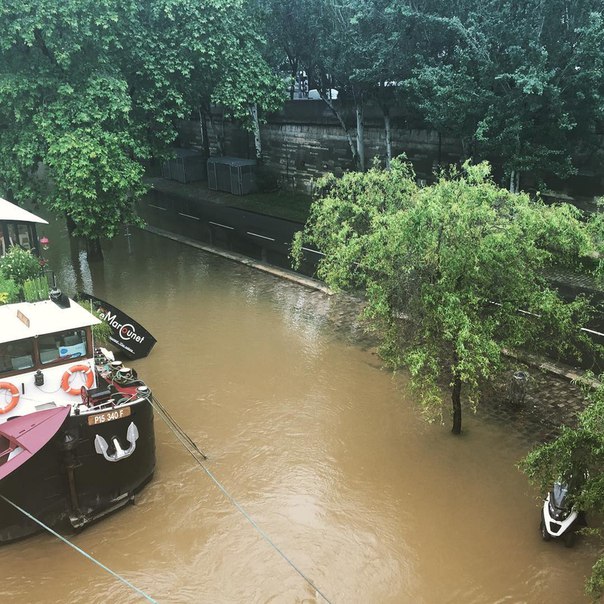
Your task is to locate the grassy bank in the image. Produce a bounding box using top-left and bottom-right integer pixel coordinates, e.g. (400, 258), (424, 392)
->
(226, 190), (312, 223)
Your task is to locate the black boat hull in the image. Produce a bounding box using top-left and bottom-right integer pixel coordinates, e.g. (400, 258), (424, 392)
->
(0, 400), (155, 543)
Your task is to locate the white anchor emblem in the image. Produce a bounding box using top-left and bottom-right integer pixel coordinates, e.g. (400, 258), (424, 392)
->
(94, 422), (139, 462)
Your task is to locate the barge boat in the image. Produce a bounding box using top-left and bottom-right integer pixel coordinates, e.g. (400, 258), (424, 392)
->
(0, 293), (156, 542)
(0, 198), (155, 543)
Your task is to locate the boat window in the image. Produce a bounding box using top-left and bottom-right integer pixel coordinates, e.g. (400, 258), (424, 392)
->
(0, 339), (35, 375)
(16, 224), (32, 250)
(5, 223), (17, 247)
(38, 329), (87, 365)
(0, 224), (37, 256)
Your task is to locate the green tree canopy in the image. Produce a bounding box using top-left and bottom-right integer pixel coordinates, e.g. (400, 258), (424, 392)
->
(238, 0), (604, 188)
(293, 158), (600, 433)
(0, 0), (282, 253)
(210, 3), (286, 161)
(0, 0), (146, 252)
(406, 0), (604, 190)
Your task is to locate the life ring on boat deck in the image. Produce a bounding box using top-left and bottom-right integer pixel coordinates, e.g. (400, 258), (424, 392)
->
(0, 382), (20, 414)
(61, 364), (94, 396)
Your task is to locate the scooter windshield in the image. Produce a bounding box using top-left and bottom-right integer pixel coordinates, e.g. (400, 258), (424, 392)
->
(551, 482), (570, 510)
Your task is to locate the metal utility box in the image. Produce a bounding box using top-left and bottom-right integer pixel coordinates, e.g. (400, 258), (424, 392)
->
(161, 148), (206, 183)
(207, 157), (257, 195)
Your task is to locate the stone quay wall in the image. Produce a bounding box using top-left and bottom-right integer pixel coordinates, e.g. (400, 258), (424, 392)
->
(177, 100), (463, 195)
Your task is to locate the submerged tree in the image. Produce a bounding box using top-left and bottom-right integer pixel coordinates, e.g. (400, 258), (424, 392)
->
(522, 381), (604, 600)
(0, 0), (283, 257)
(293, 158), (599, 433)
(0, 1), (148, 258)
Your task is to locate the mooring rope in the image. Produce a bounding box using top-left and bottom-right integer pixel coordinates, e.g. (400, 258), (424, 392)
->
(150, 395), (332, 604)
(0, 495), (157, 604)
(149, 395), (208, 461)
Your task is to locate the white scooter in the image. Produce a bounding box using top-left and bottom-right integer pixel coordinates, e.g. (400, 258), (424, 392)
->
(540, 481), (585, 547)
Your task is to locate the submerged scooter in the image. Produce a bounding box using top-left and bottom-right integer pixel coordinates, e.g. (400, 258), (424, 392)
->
(540, 480), (586, 547)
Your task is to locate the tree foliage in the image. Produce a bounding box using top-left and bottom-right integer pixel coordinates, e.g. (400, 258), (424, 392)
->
(211, 6), (286, 161)
(403, 0), (604, 187)
(0, 0), (601, 248)
(261, 0), (604, 187)
(522, 381), (604, 600)
(0, 0), (282, 246)
(0, 0), (145, 244)
(293, 158), (600, 433)
(258, 0), (323, 98)
(77, 301), (113, 346)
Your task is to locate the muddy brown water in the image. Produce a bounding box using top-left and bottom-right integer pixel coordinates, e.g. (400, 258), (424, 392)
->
(0, 226), (599, 603)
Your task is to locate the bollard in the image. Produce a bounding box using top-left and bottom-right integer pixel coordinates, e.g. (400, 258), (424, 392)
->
(509, 371), (528, 406)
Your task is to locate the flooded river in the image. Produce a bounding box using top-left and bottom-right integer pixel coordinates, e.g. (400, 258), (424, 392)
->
(0, 225), (599, 603)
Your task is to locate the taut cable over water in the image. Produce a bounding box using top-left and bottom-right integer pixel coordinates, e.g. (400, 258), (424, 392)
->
(150, 394), (333, 603)
(0, 495), (157, 603)
(149, 394), (208, 461)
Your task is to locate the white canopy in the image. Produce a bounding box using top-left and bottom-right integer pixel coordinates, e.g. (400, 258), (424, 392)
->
(0, 299), (100, 344)
(0, 197), (48, 225)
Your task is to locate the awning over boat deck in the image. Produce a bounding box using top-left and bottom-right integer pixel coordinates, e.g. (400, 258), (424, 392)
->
(0, 197), (48, 225)
(0, 406), (71, 481)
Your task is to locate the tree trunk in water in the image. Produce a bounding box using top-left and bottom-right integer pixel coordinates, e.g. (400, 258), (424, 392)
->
(384, 109), (392, 168)
(66, 215), (77, 235)
(451, 374), (462, 435)
(356, 102), (365, 172)
(85, 237), (104, 262)
(249, 103), (262, 163)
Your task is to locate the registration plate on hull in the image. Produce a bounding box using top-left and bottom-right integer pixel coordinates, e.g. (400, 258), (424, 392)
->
(87, 406), (131, 426)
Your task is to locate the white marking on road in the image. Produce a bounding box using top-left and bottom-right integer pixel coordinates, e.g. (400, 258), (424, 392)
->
(178, 212), (200, 221)
(302, 247), (325, 256)
(209, 221), (235, 230)
(247, 232), (275, 242)
(581, 327), (604, 337)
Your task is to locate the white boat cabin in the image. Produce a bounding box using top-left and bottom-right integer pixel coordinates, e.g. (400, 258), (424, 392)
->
(0, 298), (100, 419)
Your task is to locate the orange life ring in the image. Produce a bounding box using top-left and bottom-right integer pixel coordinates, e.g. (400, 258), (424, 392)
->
(0, 382), (20, 414)
(61, 364), (94, 396)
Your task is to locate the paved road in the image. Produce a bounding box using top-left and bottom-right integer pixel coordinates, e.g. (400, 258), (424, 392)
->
(144, 180), (323, 265)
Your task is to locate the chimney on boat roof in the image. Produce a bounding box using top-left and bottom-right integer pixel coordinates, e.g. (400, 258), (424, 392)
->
(49, 287), (70, 309)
